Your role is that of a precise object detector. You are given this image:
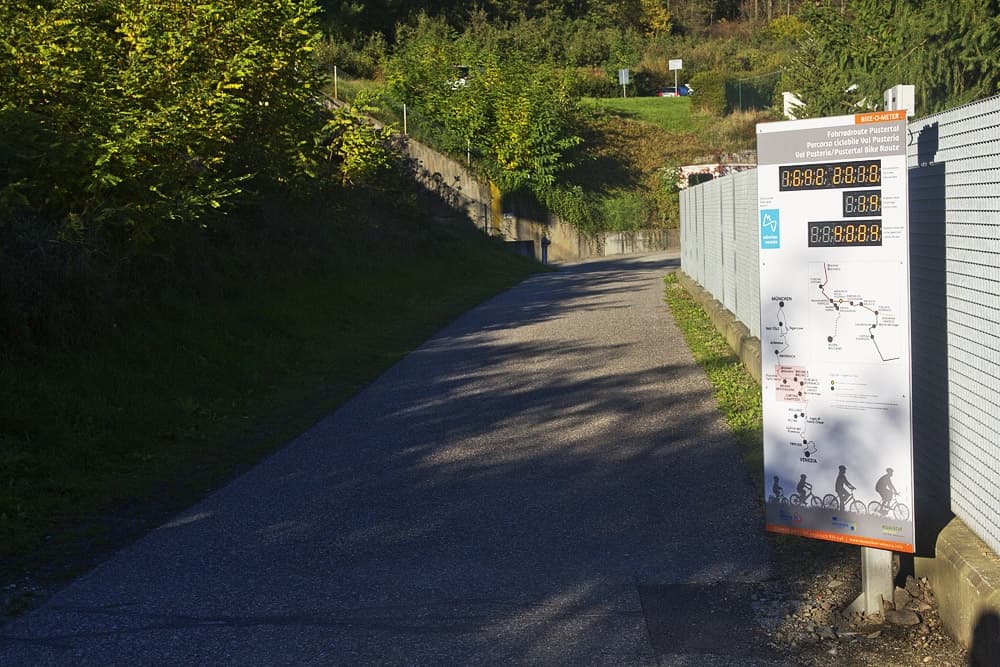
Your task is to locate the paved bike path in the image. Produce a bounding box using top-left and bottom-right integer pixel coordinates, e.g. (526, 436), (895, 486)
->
(1, 252), (776, 665)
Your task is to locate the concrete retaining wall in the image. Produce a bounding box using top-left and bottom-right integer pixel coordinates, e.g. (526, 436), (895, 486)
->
(604, 229), (679, 256)
(325, 95), (679, 262)
(404, 139), (492, 231)
(406, 135), (678, 262)
(917, 520), (1000, 665)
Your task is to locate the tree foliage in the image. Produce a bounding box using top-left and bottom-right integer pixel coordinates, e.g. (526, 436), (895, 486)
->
(909, 0), (1000, 110)
(321, 98), (400, 186)
(0, 0), (326, 244)
(384, 14), (581, 194)
(316, 0), (766, 42)
(781, 0), (1000, 117)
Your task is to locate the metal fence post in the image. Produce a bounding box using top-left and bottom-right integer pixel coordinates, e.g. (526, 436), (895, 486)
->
(846, 547), (894, 616)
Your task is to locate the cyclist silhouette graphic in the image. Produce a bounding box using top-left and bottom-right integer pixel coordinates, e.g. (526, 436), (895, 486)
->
(772, 475), (783, 501)
(876, 467), (898, 508)
(835, 465), (856, 510)
(796, 474), (812, 499)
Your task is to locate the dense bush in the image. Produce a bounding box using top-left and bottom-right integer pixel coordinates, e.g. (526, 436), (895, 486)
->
(726, 71), (783, 112)
(313, 33), (388, 80)
(384, 14), (581, 195)
(689, 70), (728, 115)
(0, 0), (326, 245)
(600, 190), (650, 231)
(571, 68), (619, 98)
(537, 184), (599, 234)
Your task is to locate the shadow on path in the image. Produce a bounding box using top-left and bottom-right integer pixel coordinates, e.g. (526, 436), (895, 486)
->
(0, 252), (777, 666)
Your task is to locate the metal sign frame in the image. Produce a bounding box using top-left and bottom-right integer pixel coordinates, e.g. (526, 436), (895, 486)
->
(756, 110), (915, 554)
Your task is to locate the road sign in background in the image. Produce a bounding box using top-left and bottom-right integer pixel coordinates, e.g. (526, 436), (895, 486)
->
(756, 111), (915, 553)
(618, 68), (629, 98)
(668, 59), (682, 92)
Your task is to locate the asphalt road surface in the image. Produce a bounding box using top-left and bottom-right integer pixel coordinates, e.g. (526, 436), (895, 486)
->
(1, 252), (777, 666)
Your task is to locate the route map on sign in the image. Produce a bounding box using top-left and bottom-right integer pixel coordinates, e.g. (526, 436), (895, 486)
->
(809, 261), (902, 363)
(757, 111), (915, 553)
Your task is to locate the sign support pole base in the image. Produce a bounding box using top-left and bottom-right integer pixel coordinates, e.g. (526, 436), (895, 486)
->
(845, 547), (893, 617)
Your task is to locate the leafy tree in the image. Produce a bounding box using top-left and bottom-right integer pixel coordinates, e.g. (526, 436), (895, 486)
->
(781, 0), (1000, 117)
(384, 14), (581, 194)
(0, 0), (325, 245)
(384, 15), (465, 120)
(641, 0), (673, 36)
(667, 0), (714, 31)
(321, 98), (401, 186)
(0, 2), (119, 233)
(482, 59), (582, 191)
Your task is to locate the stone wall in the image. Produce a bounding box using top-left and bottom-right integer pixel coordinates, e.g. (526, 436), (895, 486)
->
(404, 138), (492, 232)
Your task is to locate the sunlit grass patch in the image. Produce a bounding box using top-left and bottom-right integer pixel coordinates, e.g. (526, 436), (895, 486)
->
(663, 272), (763, 490)
(582, 95), (697, 132)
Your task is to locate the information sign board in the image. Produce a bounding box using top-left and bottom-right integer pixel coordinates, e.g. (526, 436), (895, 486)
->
(756, 111), (915, 553)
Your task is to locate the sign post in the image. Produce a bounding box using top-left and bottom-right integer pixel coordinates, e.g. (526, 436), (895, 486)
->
(669, 59), (683, 95)
(618, 68), (629, 98)
(756, 111), (915, 608)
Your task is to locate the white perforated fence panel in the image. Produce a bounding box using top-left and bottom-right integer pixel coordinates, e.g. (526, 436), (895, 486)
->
(909, 96), (1000, 555)
(733, 171), (760, 338)
(721, 177), (738, 314)
(678, 95), (1000, 555)
(702, 180), (725, 299)
(680, 185), (700, 285)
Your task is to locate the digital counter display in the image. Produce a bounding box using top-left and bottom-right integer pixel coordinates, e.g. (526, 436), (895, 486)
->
(807, 220), (882, 247)
(843, 190), (882, 217)
(779, 159), (881, 191)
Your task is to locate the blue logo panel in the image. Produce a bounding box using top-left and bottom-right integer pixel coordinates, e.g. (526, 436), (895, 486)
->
(760, 209), (780, 249)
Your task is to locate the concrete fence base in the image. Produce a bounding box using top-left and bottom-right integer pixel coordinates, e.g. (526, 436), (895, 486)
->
(676, 270), (761, 384)
(917, 520), (1000, 665)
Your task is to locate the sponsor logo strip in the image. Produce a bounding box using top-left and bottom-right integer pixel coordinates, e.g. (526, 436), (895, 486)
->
(766, 524), (915, 553)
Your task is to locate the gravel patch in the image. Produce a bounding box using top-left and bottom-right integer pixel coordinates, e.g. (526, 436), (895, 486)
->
(752, 550), (968, 666)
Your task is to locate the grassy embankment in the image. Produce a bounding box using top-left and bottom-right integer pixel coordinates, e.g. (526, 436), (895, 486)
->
(581, 95), (766, 148)
(569, 95), (767, 229)
(1, 189), (542, 603)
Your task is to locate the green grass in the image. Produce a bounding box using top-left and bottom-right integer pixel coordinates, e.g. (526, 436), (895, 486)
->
(663, 272), (764, 491)
(328, 75), (381, 104)
(0, 195), (542, 586)
(582, 95), (701, 133)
